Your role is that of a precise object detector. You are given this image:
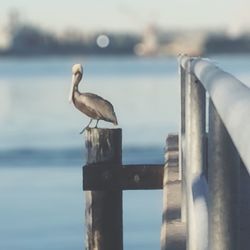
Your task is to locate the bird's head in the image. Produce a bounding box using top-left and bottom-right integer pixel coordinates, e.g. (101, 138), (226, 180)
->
(72, 64), (83, 76)
(69, 64), (83, 102)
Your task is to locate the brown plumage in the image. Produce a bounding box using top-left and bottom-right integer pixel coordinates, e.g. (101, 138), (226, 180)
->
(69, 64), (118, 133)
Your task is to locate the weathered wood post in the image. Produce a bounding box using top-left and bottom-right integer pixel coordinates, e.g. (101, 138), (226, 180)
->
(161, 133), (180, 250)
(84, 128), (123, 250)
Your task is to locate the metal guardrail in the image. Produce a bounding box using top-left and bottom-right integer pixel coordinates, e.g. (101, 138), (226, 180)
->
(181, 56), (250, 173)
(179, 55), (250, 250)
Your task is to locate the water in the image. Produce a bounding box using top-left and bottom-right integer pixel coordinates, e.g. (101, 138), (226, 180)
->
(0, 56), (179, 151)
(0, 55), (250, 250)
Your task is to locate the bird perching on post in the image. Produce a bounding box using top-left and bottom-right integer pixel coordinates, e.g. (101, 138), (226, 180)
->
(69, 64), (118, 134)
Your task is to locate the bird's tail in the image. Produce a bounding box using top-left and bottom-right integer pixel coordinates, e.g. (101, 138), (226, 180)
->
(113, 115), (118, 126)
(111, 109), (118, 125)
(113, 119), (118, 126)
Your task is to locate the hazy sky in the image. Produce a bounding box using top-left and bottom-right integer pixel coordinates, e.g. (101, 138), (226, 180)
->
(0, 0), (249, 33)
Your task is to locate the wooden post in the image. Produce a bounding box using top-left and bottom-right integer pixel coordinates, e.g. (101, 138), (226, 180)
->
(161, 134), (179, 249)
(84, 128), (123, 250)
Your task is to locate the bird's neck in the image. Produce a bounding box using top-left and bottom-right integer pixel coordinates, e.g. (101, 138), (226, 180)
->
(74, 81), (83, 91)
(74, 84), (79, 91)
(72, 84), (81, 102)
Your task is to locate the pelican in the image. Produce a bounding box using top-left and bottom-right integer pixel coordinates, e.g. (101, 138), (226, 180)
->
(69, 64), (118, 134)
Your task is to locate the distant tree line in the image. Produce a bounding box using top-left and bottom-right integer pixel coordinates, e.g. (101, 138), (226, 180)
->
(204, 34), (250, 54)
(2, 9), (250, 57)
(3, 23), (141, 56)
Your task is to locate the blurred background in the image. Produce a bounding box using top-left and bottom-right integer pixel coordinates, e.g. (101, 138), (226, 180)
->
(1, 1), (250, 249)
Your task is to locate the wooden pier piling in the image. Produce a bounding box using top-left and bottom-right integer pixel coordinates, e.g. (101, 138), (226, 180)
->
(83, 128), (165, 249)
(84, 128), (123, 250)
(161, 134), (186, 250)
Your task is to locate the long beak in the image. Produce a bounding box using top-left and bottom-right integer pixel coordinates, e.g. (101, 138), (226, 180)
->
(69, 75), (76, 103)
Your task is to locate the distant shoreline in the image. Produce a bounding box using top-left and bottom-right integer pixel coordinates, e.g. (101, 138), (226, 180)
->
(1, 51), (250, 58)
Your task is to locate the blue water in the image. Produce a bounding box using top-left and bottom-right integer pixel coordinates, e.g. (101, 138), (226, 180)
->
(0, 55), (250, 249)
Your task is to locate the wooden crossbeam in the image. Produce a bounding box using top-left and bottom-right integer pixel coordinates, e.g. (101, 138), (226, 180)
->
(83, 164), (163, 190)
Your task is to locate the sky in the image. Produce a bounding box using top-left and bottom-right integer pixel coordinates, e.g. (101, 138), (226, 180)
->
(0, 0), (250, 34)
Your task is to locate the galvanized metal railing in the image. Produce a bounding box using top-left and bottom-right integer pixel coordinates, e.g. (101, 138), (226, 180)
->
(179, 55), (250, 250)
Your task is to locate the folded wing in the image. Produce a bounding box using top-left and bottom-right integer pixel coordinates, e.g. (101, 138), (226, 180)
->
(78, 93), (118, 124)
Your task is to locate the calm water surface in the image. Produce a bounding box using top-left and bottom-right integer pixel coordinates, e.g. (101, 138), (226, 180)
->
(0, 55), (250, 249)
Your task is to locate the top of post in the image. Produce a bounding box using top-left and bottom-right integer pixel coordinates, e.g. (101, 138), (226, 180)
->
(85, 128), (122, 165)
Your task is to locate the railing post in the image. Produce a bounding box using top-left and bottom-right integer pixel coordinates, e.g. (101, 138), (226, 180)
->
(208, 100), (240, 250)
(185, 58), (206, 250)
(180, 63), (187, 223)
(84, 128), (123, 250)
(238, 160), (250, 249)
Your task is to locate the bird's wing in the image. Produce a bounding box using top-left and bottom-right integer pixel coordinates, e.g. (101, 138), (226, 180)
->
(81, 93), (118, 124)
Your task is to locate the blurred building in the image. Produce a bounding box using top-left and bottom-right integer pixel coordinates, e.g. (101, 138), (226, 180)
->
(162, 32), (207, 56)
(0, 24), (11, 50)
(134, 25), (206, 57)
(134, 25), (159, 56)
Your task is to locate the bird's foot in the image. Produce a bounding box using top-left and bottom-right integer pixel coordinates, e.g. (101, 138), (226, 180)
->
(94, 120), (99, 128)
(80, 119), (94, 134)
(79, 126), (89, 134)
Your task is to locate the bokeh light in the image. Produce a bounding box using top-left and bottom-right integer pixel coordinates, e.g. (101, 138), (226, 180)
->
(96, 34), (110, 48)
